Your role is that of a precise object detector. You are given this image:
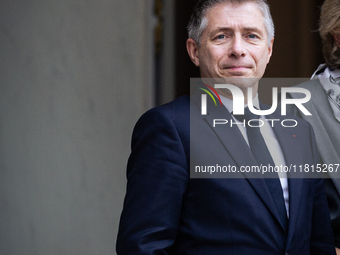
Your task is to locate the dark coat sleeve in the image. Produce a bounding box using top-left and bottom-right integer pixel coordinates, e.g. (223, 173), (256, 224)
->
(310, 178), (336, 255)
(324, 178), (340, 248)
(116, 99), (189, 255)
(302, 119), (335, 254)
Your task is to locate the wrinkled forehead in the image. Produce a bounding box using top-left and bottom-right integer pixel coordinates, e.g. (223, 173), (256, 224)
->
(206, 2), (264, 21)
(204, 2), (266, 31)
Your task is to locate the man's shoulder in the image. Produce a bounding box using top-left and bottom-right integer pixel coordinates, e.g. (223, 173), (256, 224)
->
(133, 95), (190, 136)
(139, 95), (190, 124)
(157, 95), (190, 118)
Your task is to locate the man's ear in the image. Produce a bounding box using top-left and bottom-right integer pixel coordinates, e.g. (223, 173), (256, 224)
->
(186, 38), (200, 66)
(333, 34), (340, 48)
(267, 37), (274, 64)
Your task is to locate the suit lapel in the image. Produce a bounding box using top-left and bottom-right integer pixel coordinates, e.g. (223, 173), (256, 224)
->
(285, 178), (304, 247)
(265, 106), (306, 241)
(191, 93), (285, 230)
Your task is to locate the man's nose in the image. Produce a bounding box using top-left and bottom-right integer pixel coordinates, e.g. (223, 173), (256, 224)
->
(228, 36), (246, 58)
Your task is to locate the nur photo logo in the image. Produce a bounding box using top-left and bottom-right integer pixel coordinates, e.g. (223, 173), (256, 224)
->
(197, 82), (313, 128)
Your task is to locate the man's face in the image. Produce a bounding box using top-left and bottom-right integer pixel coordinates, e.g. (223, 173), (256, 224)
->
(187, 2), (273, 92)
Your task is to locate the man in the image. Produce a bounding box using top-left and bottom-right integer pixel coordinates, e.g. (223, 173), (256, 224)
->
(117, 0), (335, 254)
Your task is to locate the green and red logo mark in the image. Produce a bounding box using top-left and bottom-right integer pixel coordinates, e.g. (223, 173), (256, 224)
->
(197, 82), (223, 107)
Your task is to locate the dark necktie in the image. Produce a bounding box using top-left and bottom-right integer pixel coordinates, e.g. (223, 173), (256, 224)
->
(233, 107), (288, 231)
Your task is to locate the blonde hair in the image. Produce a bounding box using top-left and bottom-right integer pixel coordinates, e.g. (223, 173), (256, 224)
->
(319, 0), (340, 68)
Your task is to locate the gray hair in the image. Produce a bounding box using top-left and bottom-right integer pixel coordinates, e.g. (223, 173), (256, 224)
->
(187, 0), (275, 46)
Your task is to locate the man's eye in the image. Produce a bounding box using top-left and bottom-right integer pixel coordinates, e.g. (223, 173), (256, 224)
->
(248, 34), (258, 39)
(216, 34), (226, 39)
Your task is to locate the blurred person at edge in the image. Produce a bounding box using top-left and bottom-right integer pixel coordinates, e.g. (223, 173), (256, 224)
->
(286, 0), (340, 254)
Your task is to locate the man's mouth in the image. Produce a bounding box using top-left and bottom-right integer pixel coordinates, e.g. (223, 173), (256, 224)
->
(225, 66), (251, 71)
(223, 66), (251, 76)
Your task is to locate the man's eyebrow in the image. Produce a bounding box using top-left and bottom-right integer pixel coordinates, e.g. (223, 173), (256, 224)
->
(210, 27), (232, 33)
(209, 27), (264, 35)
(243, 27), (264, 35)
(208, 27), (232, 37)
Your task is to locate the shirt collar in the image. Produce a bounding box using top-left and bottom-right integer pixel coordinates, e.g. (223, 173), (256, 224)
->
(219, 93), (260, 113)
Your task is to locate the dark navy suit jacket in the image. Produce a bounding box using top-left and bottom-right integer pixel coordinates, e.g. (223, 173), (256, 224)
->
(117, 95), (335, 255)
